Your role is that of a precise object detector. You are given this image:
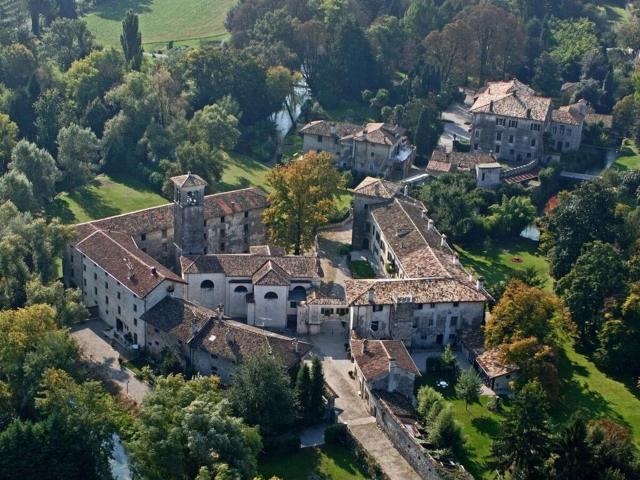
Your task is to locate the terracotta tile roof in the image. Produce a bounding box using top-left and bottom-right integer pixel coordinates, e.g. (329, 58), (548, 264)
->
(345, 278), (487, 305)
(249, 245), (285, 256)
(142, 297), (312, 369)
(181, 253), (319, 279)
(482, 79), (536, 96)
(370, 197), (454, 278)
(171, 173), (207, 188)
(304, 283), (346, 305)
(350, 339), (420, 382)
(476, 348), (517, 379)
(343, 123), (405, 146)
(375, 389), (417, 418)
(252, 260), (291, 286)
(552, 103), (586, 126)
(428, 150), (495, 173)
(353, 176), (403, 198)
(299, 120), (360, 138)
(74, 229), (186, 298)
(75, 187), (269, 237)
(471, 82), (552, 122)
(459, 328), (485, 357)
(584, 113), (613, 129)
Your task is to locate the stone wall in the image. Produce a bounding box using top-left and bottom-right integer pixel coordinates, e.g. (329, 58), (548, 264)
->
(370, 393), (473, 480)
(472, 113), (546, 163)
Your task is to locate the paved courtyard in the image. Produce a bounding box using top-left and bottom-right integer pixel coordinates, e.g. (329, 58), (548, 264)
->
(439, 102), (472, 153)
(71, 319), (149, 404)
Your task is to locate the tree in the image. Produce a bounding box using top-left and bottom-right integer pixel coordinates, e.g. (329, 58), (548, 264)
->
(56, 123), (102, 189)
(424, 19), (472, 87)
(427, 404), (462, 449)
(491, 381), (551, 478)
(294, 363), (311, 422)
(161, 141), (224, 195)
(263, 151), (345, 254)
(617, 14), (640, 52)
(120, 9), (142, 70)
(485, 195), (536, 239)
(544, 181), (621, 280)
(548, 416), (593, 480)
(228, 354), (295, 438)
(0, 43), (37, 89)
(485, 280), (566, 348)
(34, 89), (65, 155)
(417, 386), (445, 425)
(532, 52), (562, 97)
(129, 374), (261, 480)
(308, 356), (325, 421)
(414, 103), (441, 160)
(0, 170), (36, 214)
(0, 113), (18, 172)
(403, 0), (438, 39)
(455, 369), (483, 411)
(548, 18), (599, 81)
(25, 279), (88, 326)
(41, 18), (94, 70)
(557, 241), (627, 339)
(8, 140), (60, 208)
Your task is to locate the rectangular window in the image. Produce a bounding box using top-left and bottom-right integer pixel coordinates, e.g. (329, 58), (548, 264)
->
(428, 317), (434, 327)
(104, 281), (108, 289)
(94, 273), (97, 280)
(508, 120), (518, 128)
(496, 132), (502, 141)
(373, 305), (383, 312)
(531, 138), (536, 147)
(337, 308), (349, 315)
(567, 128), (572, 137)
(220, 243), (225, 252)
(290, 302), (297, 308)
(496, 117), (506, 126)
(453, 302), (459, 307)
(475, 129), (480, 138)
(371, 320), (379, 331)
(450, 316), (458, 328)
(430, 303), (436, 309)
(105, 296), (109, 305)
(134, 318), (137, 326)
(117, 292), (121, 300)
(140, 233), (146, 241)
(530, 123), (541, 131)
(416, 304), (423, 310)
(220, 216), (225, 223)
(495, 145), (501, 154)
(163, 243), (168, 252)
(317, 135), (323, 142)
(117, 306), (121, 314)
(161, 229), (167, 238)
(474, 143), (479, 150)
(244, 211), (249, 218)
(243, 224), (249, 235)
(94, 287), (97, 295)
(83, 264), (86, 271)
(509, 135), (514, 144)
(133, 304), (137, 312)
(220, 228), (225, 237)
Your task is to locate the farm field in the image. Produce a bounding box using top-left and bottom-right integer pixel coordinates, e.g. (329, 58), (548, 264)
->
(82, 0), (235, 50)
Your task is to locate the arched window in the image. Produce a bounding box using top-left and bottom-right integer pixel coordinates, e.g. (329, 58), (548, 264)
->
(264, 291), (278, 300)
(292, 285), (307, 294)
(234, 285), (248, 293)
(200, 280), (214, 289)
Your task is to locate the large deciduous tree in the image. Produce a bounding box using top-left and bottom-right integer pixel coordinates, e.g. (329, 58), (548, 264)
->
(0, 113), (18, 172)
(129, 374), (261, 480)
(42, 18), (94, 70)
(56, 123), (102, 189)
(8, 140), (61, 208)
(228, 354), (295, 438)
(263, 151), (345, 255)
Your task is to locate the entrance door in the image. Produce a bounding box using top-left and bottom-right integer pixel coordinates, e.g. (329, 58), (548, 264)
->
(436, 334), (443, 345)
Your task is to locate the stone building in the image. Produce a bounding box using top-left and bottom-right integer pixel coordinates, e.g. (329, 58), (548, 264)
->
(470, 79), (552, 163)
(179, 248), (321, 329)
(300, 120), (416, 179)
(142, 297), (311, 383)
(550, 100), (588, 153)
(426, 150), (496, 177)
(350, 338), (420, 408)
(348, 177), (490, 348)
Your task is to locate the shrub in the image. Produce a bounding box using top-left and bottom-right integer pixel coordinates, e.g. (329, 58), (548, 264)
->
(487, 395), (503, 412)
(262, 433), (300, 455)
(325, 423), (348, 445)
(427, 405), (463, 450)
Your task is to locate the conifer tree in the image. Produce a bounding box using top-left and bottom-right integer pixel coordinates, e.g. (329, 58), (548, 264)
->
(294, 363), (311, 423)
(308, 357), (325, 421)
(120, 9), (143, 71)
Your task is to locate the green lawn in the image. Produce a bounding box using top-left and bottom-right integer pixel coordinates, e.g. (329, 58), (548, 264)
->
(613, 139), (640, 171)
(212, 152), (272, 193)
(258, 444), (368, 480)
(455, 238), (552, 291)
(50, 174), (168, 224)
(82, 0), (234, 50)
(416, 372), (505, 480)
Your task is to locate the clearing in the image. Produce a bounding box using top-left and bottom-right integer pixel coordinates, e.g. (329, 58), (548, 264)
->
(258, 444), (368, 480)
(82, 0), (235, 50)
(613, 139), (640, 171)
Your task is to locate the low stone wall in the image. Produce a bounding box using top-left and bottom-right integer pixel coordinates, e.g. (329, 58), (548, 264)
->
(501, 159), (538, 179)
(370, 392), (473, 480)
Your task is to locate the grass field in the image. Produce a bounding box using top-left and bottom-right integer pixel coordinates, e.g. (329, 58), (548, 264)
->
(613, 139), (640, 171)
(455, 238), (552, 291)
(349, 260), (375, 279)
(83, 0), (235, 50)
(258, 444), (368, 480)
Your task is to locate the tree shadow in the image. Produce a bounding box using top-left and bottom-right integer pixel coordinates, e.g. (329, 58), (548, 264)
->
(471, 416), (501, 437)
(45, 197), (77, 224)
(88, 0), (154, 20)
(66, 185), (120, 220)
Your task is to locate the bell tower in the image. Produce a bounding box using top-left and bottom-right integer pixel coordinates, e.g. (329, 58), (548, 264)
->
(172, 173), (207, 267)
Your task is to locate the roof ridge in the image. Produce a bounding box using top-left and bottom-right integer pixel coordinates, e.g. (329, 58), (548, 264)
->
(380, 340), (392, 360)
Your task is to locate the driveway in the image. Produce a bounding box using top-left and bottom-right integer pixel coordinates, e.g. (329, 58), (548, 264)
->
(439, 102), (472, 153)
(308, 334), (422, 480)
(71, 319), (149, 404)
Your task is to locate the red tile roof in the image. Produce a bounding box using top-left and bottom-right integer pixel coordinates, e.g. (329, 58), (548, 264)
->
(350, 339), (420, 381)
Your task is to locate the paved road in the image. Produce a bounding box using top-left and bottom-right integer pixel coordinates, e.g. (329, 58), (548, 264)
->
(71, 319), (149, 404)
(439, 102), (472, 153)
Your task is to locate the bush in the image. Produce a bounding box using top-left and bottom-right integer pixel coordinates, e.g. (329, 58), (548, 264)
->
(427, 406), (463, 450)
(337, 244), (352, 256)
(487, 395), (503, 412)
(324, 423), (348, 445)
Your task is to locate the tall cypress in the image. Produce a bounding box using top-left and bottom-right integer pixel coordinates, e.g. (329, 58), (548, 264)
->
(120, 9), (143, 71)
(294, 363), (311, 423)
(308, 357), (325, 421)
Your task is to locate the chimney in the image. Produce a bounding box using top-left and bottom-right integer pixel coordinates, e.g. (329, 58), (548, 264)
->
(489, 101), (493, 112)
(150, 266), (157, 276)
(225, 330), (234, 345)
(217, 304), (224, 322)
(388, 357), (397, 373)
(363, 338), (368, 352)
(368, 289), (374, 303)
(476, 276), (485, 291)
(293, 337), (299, 353)
(427, 219), (434, 230)
(452, 253), (459, 265)
(526, 108), (532, 118)
(403, 184), (409, 196)
(124, 258), (134, 280)
(440, 233), (447, 247)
